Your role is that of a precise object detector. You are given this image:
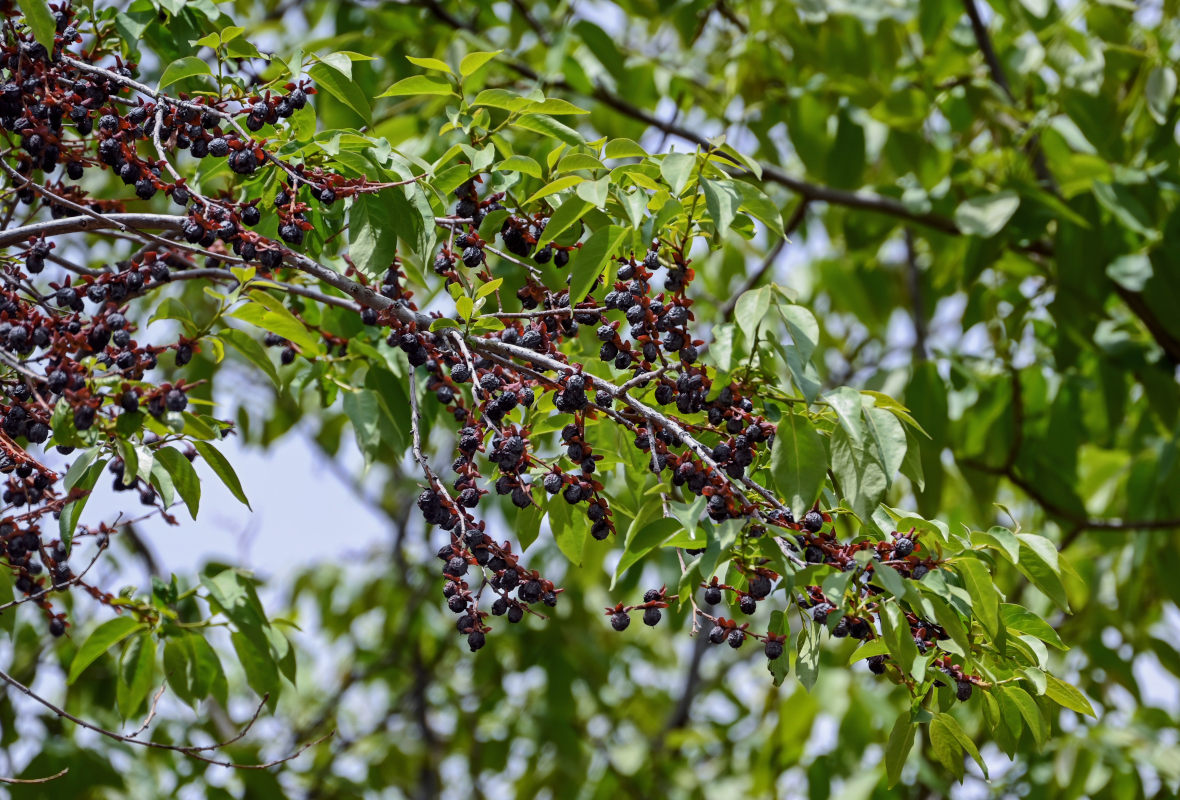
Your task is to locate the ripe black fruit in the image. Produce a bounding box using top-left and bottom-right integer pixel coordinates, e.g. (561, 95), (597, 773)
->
(611, 611), (630, 631)
(764, 639), (784, 659)
(956, 680), (973, 702)
(704, 585), (721, 605)
(727, 629), (745, 648)
(868, 655), (887, 674)
(642, 607), (661, 626)
(739, 595), (756, 614)
(708, 625), (726, 644)
(894, 537), (914, 558)
(803, 510), (824, 532)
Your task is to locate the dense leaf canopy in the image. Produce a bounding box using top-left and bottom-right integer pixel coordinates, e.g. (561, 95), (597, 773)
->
(0, 0), (1178, 798)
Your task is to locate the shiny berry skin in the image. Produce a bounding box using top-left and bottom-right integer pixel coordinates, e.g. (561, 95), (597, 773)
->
(610, 611), (630, 631)
(708, 625), (726, 644)
(642, 607), (661, 626)
(764, 639), (784, 659)
(894, 537), (915, 558)
(241, 205), (261, 226)
(868, 655), (887, 674)
(803, 510), (825, 532)
(727, 629), (745, 648)
(704, 585), (722, 605)
(467, 630), (486, 651)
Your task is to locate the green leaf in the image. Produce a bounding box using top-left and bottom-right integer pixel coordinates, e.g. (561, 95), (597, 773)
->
(936, 713), (988, 777)
(0, 569), (14, 636)
(871, 562), (906, 599)
(219, 328), (280, 386)
(59, 457), (105, 550)
(232, 630), (279, 700)
(569, 225), (627, 303)
(770, 411), (827, 514)
(513, 114), (584, 147)
(377, 74), (456, 98)
(1001, 685), (1048, 749)
(155, 446), (200, 520)
(117, 634), (157, 719)
(63, 448), (102, 491)
(405, 55), (452, 74)
(764, 611), (790, 685)
(930, 596), (971, 658)
(69, 617), (145, 684)
(929, 714), (965, 780)
(343, 388), (382, 465)
(193, 441), (250, 509)
(825, 386), (866, 445)
(863, 404), (907, 484)
(880, 602), (919, 675)
(471, 88), (531, 112)
(549, 498), (587, 565)
(17, 0), (56, 52)
(830, 425), (888, 521)
(795, 624), (822, 691)
(1145, 66), (1177, 124)
(459, 50), (502, 77)
(1000, 604), (1066, 649)
(494, 154), (543, 179)
(885, 712), (915, 786)
(163, 635), (195, 707)
(1106, 253), (1153, 292)
(201, 568), (268, 639)
(660, 152), (696, 195)
(229, 290), (322, 354)
(349, 191), (401, 278)
(308, 62), (371, 121)
(701, 178), (740, 238)
(974, 526), (1020, 564)
(1045, 674), (1095, 716)
(954, 191), (1021, 237)
(524, 176), (584, 206)
(158, 56), (213, 89)
(604, 138), (647, 159)
(734, 286), (770, 340)
(733, 181), (785, 237)
(955, 556), (1001, 639)
(525, 98), (589, 115)
(613, 517), (679, 585)
(538, 197), (590, 247)
(1015, 534), (1070, 611)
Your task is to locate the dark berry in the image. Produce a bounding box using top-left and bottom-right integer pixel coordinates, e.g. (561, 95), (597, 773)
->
(610, 611), (630, 631)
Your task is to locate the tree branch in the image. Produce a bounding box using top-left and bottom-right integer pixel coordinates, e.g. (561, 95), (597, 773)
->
(0, 664), (331, 768)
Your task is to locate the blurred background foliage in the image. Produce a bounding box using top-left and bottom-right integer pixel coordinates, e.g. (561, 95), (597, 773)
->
(3, 0), (1180, 798)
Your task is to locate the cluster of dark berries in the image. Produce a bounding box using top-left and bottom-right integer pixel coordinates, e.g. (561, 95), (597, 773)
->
(606, 588), (673, 631)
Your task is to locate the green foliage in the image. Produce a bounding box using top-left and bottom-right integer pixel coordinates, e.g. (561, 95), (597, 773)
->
(1, 1), (1178, 798)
